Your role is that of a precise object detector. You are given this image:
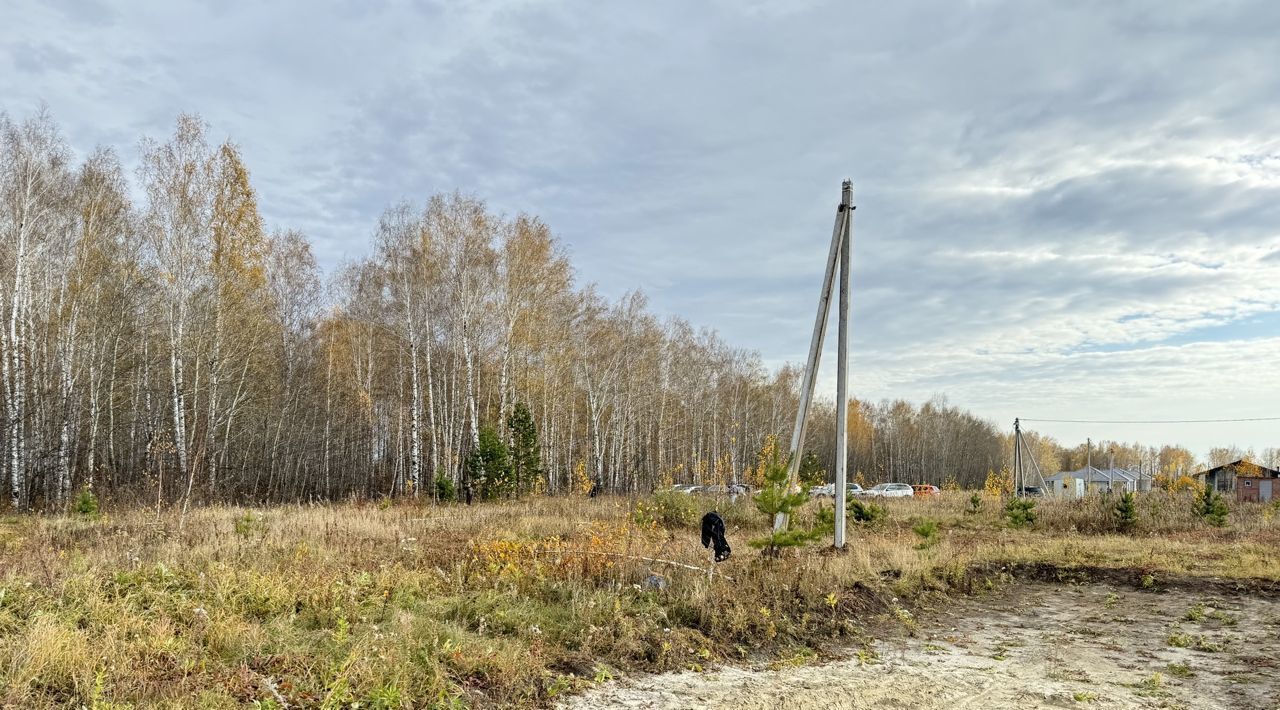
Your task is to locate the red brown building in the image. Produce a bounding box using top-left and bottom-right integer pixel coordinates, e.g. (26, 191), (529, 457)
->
(1195, 460), (1280, 503)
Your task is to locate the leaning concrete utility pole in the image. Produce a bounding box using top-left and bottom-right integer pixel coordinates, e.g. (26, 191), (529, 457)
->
(775, 180), (855, 543)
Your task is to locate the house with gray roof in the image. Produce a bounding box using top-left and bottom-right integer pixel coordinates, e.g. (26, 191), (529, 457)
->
(1042, 465), (1144, 497)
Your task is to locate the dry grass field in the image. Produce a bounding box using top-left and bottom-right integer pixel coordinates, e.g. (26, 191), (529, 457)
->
(1, 491), (1277, 708)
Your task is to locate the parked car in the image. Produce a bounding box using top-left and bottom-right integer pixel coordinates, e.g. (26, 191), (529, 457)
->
(727, 483), (753, 497)
(1018, 486), (1043, 497)
(810, 483), (864, 498)
(911, 484), (941, 496)
(669, 484), (702, 495)
(867, 483), (914, 498)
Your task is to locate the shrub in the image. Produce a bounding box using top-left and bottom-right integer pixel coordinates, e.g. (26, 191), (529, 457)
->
(1196, 483), (1228, 527)
(435, 476), (457, 503)
(72, 487), (99, 519)
(1003, 497), (1036, 528)
(1113, 490), (1138, 532)
(632, 492), (697, 529)
(984, 468), (1013, 497)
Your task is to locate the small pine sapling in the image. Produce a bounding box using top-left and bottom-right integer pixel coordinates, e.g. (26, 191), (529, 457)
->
(848, 498), (886, 526)
(434, 475), (457, 503)
(965, 492), (983, 515)
(750, 447), (822, 557)
(912, 518), (940, 549)
(1003, 496), (1036, 528)
(1196, 483), (1228, 527)
(73, 487), (100, 520)
(1113, 490), (1138, 532)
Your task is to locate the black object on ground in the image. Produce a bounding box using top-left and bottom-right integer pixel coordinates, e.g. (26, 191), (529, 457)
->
(701, 511), (731, 562)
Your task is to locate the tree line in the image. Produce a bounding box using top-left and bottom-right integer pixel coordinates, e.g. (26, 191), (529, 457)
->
(1, 110), (813, 509)
(3, 109), (1273, 510)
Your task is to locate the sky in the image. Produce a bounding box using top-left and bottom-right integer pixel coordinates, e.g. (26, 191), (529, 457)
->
(4, 0), (1280, 458)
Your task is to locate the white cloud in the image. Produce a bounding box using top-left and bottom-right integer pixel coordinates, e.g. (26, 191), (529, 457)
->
(3, 0), (1279, 455)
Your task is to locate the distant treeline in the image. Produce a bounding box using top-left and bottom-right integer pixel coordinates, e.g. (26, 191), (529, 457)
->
(2, 110), (1274, 510)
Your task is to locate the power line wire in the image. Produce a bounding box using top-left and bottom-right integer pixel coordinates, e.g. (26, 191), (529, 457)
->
(1019, 416), (1280, 424)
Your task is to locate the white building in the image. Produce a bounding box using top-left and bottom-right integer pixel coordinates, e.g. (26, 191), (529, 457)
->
(1042, 466), (1144, 497)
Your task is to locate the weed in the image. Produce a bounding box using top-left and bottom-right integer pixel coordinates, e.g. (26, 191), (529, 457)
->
(632, 492), (697, 529)
(1134, 672), (1168, 698)
(234, 510), (261, 537)
(1193, 636), (1224, 652)
(1183, 602), (1206, 622)
(1073, 691), (1098, 702)
(1211, 609), (1238, 626)
(1168, 629), (1223, 652)
(1166, 662), (1193, 678)
(890, 604), (917, 634)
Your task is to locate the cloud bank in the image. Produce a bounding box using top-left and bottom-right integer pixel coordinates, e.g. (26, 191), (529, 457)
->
(4, 0), (1278, 454)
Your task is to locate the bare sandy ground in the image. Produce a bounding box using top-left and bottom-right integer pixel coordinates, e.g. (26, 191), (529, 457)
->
(563, 581), (1280, 710)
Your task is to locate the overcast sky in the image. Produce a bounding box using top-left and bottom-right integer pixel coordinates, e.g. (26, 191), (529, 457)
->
(4, 0), (1279, 457)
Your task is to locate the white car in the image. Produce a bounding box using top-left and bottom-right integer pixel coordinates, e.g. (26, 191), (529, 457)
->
(867, 483), (914, 498)
(809, 484), (835, 498)
(810, 484), (863, 498)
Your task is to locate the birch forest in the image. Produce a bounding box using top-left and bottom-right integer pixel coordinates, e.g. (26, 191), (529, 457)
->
(0, 110), (1031, 511)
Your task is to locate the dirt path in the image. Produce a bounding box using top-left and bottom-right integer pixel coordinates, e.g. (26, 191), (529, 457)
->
(563, 582), (1280, 709)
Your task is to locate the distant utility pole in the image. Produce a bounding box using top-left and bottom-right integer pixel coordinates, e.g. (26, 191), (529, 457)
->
(776, 181), (855, 549)
(1015, 418), (1023, 496)
(1012, 418), (1047, 497)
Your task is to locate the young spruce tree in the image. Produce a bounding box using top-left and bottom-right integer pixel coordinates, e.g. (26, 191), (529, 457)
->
(506, 402), (541, 495)
(751, 445), (825, 556)
(467, 426), (512, 500)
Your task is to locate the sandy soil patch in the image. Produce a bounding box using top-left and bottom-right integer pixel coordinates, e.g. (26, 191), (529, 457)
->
(563, 581), (1280, 709)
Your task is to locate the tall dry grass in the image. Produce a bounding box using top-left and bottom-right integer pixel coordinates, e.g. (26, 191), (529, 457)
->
(0, 490), (1275, 707)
